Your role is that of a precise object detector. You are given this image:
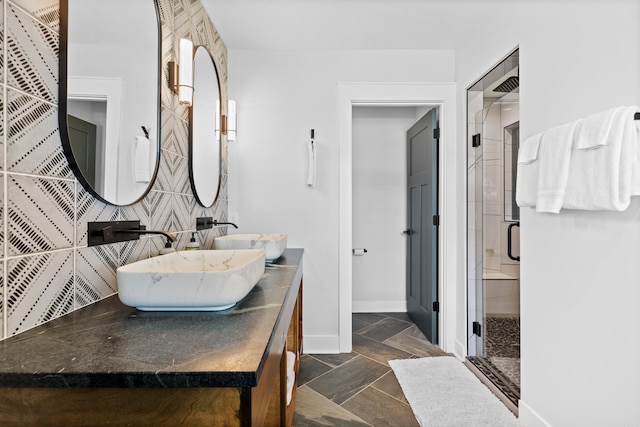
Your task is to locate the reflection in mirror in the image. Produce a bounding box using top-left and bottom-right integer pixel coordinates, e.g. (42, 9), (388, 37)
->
(504, 122), (520, 222)
(60, 0), (160, 206)
(190, 46), (221, 207)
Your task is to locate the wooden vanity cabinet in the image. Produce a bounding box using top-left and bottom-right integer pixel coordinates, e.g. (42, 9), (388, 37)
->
(0, 249), (305, 427)
(247, 279), (303, 427)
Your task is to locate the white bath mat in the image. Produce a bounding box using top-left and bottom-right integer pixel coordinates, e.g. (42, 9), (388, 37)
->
(389, 357), (519, 427)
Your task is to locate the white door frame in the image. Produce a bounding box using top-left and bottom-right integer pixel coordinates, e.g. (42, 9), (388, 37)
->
(68, 77), (123, 201)
(338, 82), (459, 355)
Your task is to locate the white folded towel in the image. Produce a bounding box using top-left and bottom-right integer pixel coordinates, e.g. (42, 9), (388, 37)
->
(517, 107), (640, 213)
(286, 351), (296, 406)
(132, 135), (151, 183)
(562, 106), (639, 211)
(286, 351), (296, 377)
(307, 139), (316, 186)
(573, 106), (625, 150)
(535, 121), (579, 213)
(515, 132), (544, 208)
(518, 132), (543, 165)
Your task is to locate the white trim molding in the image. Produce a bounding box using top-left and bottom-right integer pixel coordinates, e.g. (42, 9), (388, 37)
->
(352, 301), (407, 313)
(68, 76), (123, 201)
(519, 400), (552, 427)
(337, 82), (458, 354)
(303, 335), (341, 354)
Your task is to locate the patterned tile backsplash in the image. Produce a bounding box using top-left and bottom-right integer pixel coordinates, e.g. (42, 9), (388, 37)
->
(0, 0), (229, 338)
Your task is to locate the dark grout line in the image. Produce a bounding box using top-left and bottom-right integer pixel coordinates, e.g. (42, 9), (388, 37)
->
(353, 352), (394, 371)
(301, 355), (344, 386)
(306, 354), (335, 368)
(370, 382), (414, 407)
(297, 313), (437, 425)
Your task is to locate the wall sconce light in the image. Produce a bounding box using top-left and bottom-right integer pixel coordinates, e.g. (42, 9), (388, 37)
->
(168, 38), (194, 106)
(215, 100), (237, 141)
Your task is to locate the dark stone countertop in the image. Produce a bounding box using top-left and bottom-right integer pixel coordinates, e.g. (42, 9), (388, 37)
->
(0, 248), (303, 389)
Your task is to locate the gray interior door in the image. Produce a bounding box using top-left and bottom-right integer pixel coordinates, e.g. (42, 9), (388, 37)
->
(68, 114), (97, 188)
(406, 109), (439, 343)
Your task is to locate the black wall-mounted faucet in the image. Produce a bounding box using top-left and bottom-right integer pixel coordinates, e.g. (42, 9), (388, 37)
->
(88, 221), (175, 247)
(196, 217), (212, 230)
(196, 217), (238, 230)
(121, 228), (176, 245)
(212, 219), (238, 229)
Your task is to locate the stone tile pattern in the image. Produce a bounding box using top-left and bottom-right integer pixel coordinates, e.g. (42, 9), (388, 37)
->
(0, 0), (229, 338)
(468, 315), (521, 406)
(294, 313), (451, 427)
(485, 316), (520, 359)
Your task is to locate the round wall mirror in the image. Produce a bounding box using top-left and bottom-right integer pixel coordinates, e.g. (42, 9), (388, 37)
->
(59, 0), (161, 206)
(189, 46), (222, 207)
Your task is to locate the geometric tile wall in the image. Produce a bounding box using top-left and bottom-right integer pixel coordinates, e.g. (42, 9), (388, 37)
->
(0, 0), (229, 338)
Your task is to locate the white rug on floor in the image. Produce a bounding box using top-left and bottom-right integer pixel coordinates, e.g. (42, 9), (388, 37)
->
(389, 357), (519, 427)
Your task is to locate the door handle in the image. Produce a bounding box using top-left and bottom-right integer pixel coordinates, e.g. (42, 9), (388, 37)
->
(403, 229), (412, 236)
(507, 222), (520, 261)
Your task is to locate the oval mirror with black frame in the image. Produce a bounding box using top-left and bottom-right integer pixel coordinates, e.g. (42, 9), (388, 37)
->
(59, 0), (161, 206)
(189, 46), (222, 207)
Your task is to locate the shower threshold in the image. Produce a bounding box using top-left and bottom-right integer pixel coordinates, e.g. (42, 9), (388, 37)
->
(467, 356), (520, 409)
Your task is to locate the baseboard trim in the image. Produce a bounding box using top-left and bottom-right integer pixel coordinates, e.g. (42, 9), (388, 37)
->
(518, 400), (551, 427)
(352, 301), (407, 313)
(302, 335), (341, 354)
(453, 339), (466, 360)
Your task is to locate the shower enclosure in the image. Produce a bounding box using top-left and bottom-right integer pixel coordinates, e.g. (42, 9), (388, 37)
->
(467, 49), (520, 408)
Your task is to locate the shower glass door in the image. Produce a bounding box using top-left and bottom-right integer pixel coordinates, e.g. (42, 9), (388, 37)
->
(467, 49), (521, 407)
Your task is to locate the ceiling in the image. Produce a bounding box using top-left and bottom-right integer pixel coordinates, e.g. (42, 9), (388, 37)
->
(199, 0), (513, 51)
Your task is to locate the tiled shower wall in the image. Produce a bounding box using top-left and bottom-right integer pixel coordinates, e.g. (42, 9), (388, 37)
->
(481, 101), (519, 279)
(0, 0), (229, 339)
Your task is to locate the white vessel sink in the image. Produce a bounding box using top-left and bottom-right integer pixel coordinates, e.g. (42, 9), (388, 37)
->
(116, 250), (266, 311)
(214, 233), (287, 262)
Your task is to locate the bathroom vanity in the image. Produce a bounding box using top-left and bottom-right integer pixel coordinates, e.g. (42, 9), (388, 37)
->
(0, 249), (303, 426)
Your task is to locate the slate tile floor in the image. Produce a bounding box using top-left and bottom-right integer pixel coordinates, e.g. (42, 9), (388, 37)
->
(293, 312), (450, 426)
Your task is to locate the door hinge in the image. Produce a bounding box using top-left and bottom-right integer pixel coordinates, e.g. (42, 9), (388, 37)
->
(472, 133), (481, 147)
(432, 301), (439, 312)
(472, 321), (482, 337)
(432, 215), (440, 226)
(433, 128), (440, 140)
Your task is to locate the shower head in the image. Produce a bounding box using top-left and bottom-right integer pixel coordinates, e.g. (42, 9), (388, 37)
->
(493, 76), (519, 93)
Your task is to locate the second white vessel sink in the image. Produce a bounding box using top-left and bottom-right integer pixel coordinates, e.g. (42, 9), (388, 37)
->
(214, 233), (287, 262)
(116, 250), (266, 311)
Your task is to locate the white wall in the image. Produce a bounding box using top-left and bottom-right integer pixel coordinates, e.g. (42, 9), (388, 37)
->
(228, 49), (455, 351)
(453, 1), (640, 425)
(351, 106), (420, 312)
(227, 1), (640, 423)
